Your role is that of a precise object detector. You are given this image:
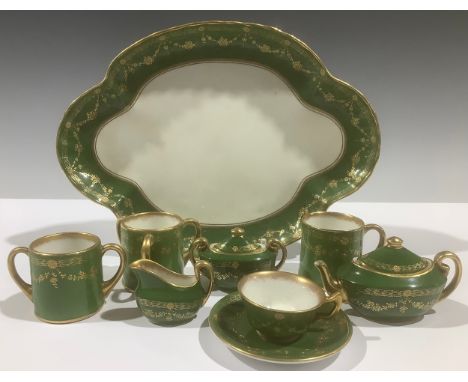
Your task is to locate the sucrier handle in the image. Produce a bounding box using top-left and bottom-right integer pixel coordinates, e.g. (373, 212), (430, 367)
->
(7, 247), (33, 301)
(101, 243), (127, 298)
(364, 224), (386, 248)
(268, 239), (288, 270)
(188, 237), (209, 266)
(182, 218), (202, 265)
(194, 260), (214, 306)
(434, 251), (462, 301)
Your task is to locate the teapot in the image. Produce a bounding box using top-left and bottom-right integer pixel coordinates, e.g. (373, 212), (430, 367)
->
(315, 236), (462, 322)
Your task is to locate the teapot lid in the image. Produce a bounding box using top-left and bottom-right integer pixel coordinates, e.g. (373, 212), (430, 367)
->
(358, 236), (432, 275)
(210, 227), (265, 255)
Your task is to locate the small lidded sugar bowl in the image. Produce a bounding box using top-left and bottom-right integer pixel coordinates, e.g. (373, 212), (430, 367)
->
(189, 227), (287, 292)
(315, 236), (462, 322)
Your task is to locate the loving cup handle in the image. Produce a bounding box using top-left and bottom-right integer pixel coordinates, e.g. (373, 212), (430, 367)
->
(364, 224), (386, 249)
(268, 239), (287, 270)
(7, 247), (33, 301)
(101, 243), (127, 298)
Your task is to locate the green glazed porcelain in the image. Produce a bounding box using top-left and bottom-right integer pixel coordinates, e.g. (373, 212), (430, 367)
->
(189, 227), (287, 292)
(237, 271), (342, 344)
(117, 211), (201, 291)
(299, 211), (386, 285)
(57, 21), (380, 248)
(129, 258), (213, 326)
(209, 292), (352, 364)
(315, 236), (463, 322)
(7, 232), (126, 324)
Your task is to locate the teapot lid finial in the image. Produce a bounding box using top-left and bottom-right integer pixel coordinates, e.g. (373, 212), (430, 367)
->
(231, 227), (245, 237)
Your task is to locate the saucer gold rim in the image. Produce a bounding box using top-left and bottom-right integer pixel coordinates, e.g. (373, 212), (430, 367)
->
(208, 292), (352, 364)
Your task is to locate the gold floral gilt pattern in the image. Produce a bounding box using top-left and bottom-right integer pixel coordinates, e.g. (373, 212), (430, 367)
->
(355, 298), (439, 314)
(31, 256), (86, 269)
(362, 287), (443, 298)
(57, 21), (379, 246)
(137, 297), (199, 310)
(33, 267), (98, 289)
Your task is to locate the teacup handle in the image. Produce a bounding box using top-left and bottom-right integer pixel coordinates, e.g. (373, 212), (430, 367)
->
(268, 239), (287, 270)
(315, 291), (343, 320)
(364, 224), (386, 248)
(182, 219), (202, 264)
(7, 247), (33, 301)
(141, 234), (154, 260)
(434, 251), (462, 301)
(188, 237), (209, 265)
(101, 243), (127, 298)
(194, 260), (214, 306)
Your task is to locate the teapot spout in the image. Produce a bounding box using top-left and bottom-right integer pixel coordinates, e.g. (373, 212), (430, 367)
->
(314, 260), (348, 303)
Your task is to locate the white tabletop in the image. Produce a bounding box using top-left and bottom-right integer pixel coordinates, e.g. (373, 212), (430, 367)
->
(0, 199), (467, 371)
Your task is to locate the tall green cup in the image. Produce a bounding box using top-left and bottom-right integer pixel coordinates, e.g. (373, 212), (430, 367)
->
(299, 211), (386, 285)
(7, 232), (126, 324)
(117, 212), (202, 291)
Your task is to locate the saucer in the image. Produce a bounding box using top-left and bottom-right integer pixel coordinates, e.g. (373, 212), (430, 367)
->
(208, 292), (352, 364)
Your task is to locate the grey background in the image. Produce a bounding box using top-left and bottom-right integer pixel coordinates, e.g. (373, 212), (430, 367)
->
(1, 11), (467, 202)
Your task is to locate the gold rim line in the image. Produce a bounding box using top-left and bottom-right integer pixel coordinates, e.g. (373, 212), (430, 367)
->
(118, 211), (189, 232)
(237, 271), (327, 314)
(56, 20), (380, 239)
(353, 257), (435, 278)
(302, 211), (368, 233)
(129, 259), (198, 288)
(208, 306), (352, 364)
(29, 232), (101, 257)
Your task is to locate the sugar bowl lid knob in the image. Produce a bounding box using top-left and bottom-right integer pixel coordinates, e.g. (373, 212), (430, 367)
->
(386, 236), (403, 249)
(231, 227), (245, 237)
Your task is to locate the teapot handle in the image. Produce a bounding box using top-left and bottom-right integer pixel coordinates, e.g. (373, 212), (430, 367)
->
(434, 251), (462, 301)
(194, 260), (214, 306)
(268, 239), (287, 270)
(363, 224), (386, 248)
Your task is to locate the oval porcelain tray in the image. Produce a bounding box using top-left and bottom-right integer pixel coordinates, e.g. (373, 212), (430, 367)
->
(57, 21), (380, 246)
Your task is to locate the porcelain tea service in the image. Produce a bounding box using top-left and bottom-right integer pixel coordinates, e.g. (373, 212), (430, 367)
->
(4, 20), (465, 365)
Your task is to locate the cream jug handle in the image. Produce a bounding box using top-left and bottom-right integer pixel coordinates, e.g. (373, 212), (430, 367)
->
(194, 260), (214, 306)
(7, 247), (33, 301)
(188, 237), (209, 265)
(434, 251), (462, 301)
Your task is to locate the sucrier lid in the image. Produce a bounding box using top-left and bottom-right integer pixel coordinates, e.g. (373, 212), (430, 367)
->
(210, 227), (265, 255)
(358, 236), (432, 275)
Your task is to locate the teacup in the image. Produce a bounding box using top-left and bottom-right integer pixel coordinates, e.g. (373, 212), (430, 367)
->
(299, 211), (386, 285)
(117, 211), (201, 291)
(7, 232), (126, 324)
(238, 271), (342, 344)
